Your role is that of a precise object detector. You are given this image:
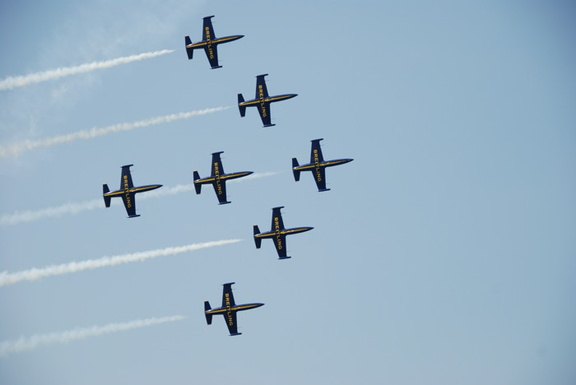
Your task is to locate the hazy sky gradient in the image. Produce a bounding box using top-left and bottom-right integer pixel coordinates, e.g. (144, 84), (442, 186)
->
(1, 1), (575, 384)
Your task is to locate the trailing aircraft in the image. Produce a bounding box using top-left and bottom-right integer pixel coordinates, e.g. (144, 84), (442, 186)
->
(185, 15), (244, 69)
(253, 206), (313, 259)
(292, 138), (354, 192)
(102, 164), (162, 218)
(204, 282), (264, 336)
(238, 74), (297, 127)
(193, 151), (253, 204)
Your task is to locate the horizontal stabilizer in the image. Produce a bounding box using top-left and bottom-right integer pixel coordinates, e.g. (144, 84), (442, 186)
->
(193, 171), (202, 194)
(253, 225), (262, 249)
(185, 36), (194, 60)
(103, 184), (111, 208)
(128, 214), (141, 218)
(238, 94), (246, 117)
(292, 158), (301, 181)
(204, 301), (213, 325)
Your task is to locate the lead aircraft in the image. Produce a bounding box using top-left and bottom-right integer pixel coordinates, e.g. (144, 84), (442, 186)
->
(238, 74), (297, 127)
(193, 151), (253, 204)
(205, 282), (264, 336)
(102, 164), (162, 218)
(185, 15), (244, 69)
(253, 206), (313, 259)
(292, 138), (354, 192)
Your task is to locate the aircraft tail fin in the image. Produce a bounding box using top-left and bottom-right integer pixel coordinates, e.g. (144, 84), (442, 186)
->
(185, 36), (194, 60)
(238, 94), (246, 117)
(193, 171), (202, 194)
(103, 184), (111, 207)
(253, 225), (262, 249)
(292, 158), (301, 181)
(204, 301), (213, 325)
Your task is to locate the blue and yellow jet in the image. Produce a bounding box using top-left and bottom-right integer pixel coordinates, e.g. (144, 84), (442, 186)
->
(205, 282), (264, 336)
(238, 74), (297, 127)
(292, 138), (354, 192)
(185, 15), (244, 69)
(193, 151), (253, 204)
(102, 164), (162, 218)
(253, 206), (313, 260)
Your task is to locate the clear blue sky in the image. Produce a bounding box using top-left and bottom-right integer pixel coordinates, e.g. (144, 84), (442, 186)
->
(1, 1), (575, 384)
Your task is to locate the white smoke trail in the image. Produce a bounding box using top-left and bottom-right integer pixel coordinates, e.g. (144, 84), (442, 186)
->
(143, 171), (283, 199)
(0, 50), (175, 91)
(0, 106), (230, 158)
(0, 315), (186, 357)
(0, 199), (103, 226)
(0, 172), (280, 226)
(0, 239), (241, 287)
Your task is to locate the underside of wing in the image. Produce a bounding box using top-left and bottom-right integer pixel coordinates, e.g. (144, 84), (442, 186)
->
(314, 167), (328, 191)
(273, 234), (288, 259)
(310, 139), (325, 163)
(121, 193), (137, 217)
(121, 165), (134, 189)
(204, 45), (220, 68)
(202, 16), (216, 41)
(211, 152), (225, 176)
(271, 207), (285, 231)
(258, 103), (272, 127)
(222, 283), (236, 308)
(225, 311), (240, 335)
(212, 181), (228, 204)
(255, 74), (270, 99)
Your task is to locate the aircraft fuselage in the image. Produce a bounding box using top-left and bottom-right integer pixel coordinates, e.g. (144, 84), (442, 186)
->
(255, 226), (314, 241)
(186, 35), (243, 56)
(206, 303), (264, 317)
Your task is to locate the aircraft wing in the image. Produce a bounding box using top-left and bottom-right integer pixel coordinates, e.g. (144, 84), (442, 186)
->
(255, 74), (269, 99)
(310, 139), (325, 163)
(313, 167), (328, 191)
(202, 16), (216, 41)
(205, 45), (220, 68)
(121, 192), (137, 217)
(225, 311), (240, 335)
(121, 165), (134, 189)
(210, 152), (225, 176)
(271, 207), (285, 231)
(212, 181), (228, 204)
(258, 103), (273, 127)
(273, 234), (288, 259)
(222, 283), (236, 308)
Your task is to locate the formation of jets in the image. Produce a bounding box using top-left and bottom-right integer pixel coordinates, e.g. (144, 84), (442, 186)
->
(99, 16), (353, 336)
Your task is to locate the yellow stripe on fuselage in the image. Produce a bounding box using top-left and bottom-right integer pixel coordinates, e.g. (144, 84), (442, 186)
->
(130, 186), (156, 193)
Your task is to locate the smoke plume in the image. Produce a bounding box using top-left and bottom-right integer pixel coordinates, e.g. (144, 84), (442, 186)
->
(0, 50), (175, 91)
(0, 315), (187, 356)
(0, 239), (241, 287)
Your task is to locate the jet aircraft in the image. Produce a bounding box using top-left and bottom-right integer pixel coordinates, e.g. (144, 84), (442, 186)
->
(103, 164), (162, 218)
(204, 282), (264, 336)
(253, 206), (313, 259)
(185, 15), (244, 69)
(292, 138), (354, 192)
(193, 151), (253, 204)
(238, 74), (297, 127)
